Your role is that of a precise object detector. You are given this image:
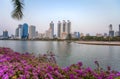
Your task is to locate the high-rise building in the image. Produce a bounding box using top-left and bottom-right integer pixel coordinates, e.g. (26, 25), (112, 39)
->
(67, 20), (71, 34)
(18, 24), (23, 39)
(3, 30), (9, 39)
(57, 21), (61, 38)
(109, 24), (114, 37)
(22, 23), (28, 39)
(50, 21), (54, 38)
(29, 25), (36, 39)
(119, 24), (120, 36)
(62, 20), (66, 32)
(109, 24), (112, 31)
(104, 33), (107, 37)
(15, 27), (19, 38)
(15, 24), (23, 39)
(115, 31), (119, 36)
(35, 31), (39, 38)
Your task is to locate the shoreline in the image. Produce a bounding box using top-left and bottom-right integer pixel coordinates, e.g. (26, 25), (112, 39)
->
(75, 41), (120, 46)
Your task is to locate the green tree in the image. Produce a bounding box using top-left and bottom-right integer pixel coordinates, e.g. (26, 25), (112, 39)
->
(11, 0), (24, 20)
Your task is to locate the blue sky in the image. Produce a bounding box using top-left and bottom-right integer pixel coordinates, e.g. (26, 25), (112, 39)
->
(0, 0), (120, 35)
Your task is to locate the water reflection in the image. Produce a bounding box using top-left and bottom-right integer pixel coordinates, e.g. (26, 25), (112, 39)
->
(55, 42), (72, 67)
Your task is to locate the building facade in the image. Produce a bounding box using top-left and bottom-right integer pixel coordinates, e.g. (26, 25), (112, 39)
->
(119, 24), (120, 36)
(3, 30), (9, 39)
(29, 25), (36, 39)
(67, 20), (71, 34)
(16, 24), (23, 39)
(18, 25), (23, 39)
(15, 27), (19, 38)
(62, 20), (66, 33)
(57, 21), (61, 38)
(109, 24), (114, 37)
(22, 23), (28, 39)
(50, 21), (54, 39)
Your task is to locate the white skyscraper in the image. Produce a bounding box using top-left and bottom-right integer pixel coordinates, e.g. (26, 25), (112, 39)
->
(50, 21), (54, 39)
(109, 24), (112, 31)
(29, 25), (36, 39)
(18, 24), (23, 39)
(62, 20), (67, 33)
(67, 20), (71, 34)
(57, 21), (61, 38)
(15, 24), (22, 39)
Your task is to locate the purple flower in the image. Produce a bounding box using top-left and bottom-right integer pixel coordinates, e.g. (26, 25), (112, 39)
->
(116, 72), (120, 76)
(46, 73), (53, 79)
(70, 74), (75, 79)
(77, 62), (83, 67)
(48, 66), (53, 71)
(2, 74), (9, 79)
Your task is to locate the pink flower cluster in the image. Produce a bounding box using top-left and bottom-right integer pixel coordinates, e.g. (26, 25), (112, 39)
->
(0, 47), (120, 79)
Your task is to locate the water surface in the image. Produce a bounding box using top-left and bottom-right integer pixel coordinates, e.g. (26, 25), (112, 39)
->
(0, 40), (120, 71)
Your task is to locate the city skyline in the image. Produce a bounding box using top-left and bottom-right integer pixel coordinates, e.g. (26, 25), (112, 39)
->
(0, 0), (120, 35)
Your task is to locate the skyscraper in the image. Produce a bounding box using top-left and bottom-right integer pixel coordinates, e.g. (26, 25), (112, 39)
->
(50, 21), (54, 38)
(57, 21), (61, 38)
(109, 24), (112, 31)
(29, 25), (36, 39)
(15, 27), (19, 38)
(18, 24), (23, 39)
(15, 24), (23, 39)
(119, 24), (120, 36)
(22, 23), (28, 39)
(62, 20), (66, 32)
(109, 24), (114, 37)
(67, 20), (71, 34)
(3, 30), (9, 39)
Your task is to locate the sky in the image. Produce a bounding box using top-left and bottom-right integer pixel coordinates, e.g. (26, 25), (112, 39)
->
(0, 0), (120, 36)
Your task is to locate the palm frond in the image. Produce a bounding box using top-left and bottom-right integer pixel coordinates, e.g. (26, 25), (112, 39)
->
(12, 0), (24, 20)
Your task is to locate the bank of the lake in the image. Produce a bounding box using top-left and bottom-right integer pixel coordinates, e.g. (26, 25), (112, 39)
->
(75, 41), (120, 46)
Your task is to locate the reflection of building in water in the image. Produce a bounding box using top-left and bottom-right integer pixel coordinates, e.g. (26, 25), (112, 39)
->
(56, 42), (71, 67)
(105, 46), (114, 68)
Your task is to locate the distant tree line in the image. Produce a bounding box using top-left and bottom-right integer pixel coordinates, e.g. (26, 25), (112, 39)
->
(81, 36), (120, 41)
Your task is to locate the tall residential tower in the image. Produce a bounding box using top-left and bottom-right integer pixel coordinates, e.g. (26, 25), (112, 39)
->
(22, 23), (28, 39)
(57, 21), (61, 38)
(29, 25), (36, 39)
(50, 21), (54, 38)
(67, 20), (71, 34)
(109, 24), (114, 37)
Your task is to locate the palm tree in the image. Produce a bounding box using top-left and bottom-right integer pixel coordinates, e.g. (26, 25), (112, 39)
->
(11, 0), (24, 20)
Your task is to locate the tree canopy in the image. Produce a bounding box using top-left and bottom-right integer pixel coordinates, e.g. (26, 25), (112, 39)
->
(12, 0), (24, 20)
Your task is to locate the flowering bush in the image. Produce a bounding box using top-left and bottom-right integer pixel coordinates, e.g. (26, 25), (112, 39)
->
(0, 47), (120, 79)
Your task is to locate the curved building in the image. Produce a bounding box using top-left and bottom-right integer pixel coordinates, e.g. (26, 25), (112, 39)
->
(22, 23), (28, 39)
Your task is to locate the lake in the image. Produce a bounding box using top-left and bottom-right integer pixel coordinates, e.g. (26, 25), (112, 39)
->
(0, 40), (120, 71)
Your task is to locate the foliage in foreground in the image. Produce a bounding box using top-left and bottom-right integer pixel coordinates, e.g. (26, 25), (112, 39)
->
(0, 47), (120, 79)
